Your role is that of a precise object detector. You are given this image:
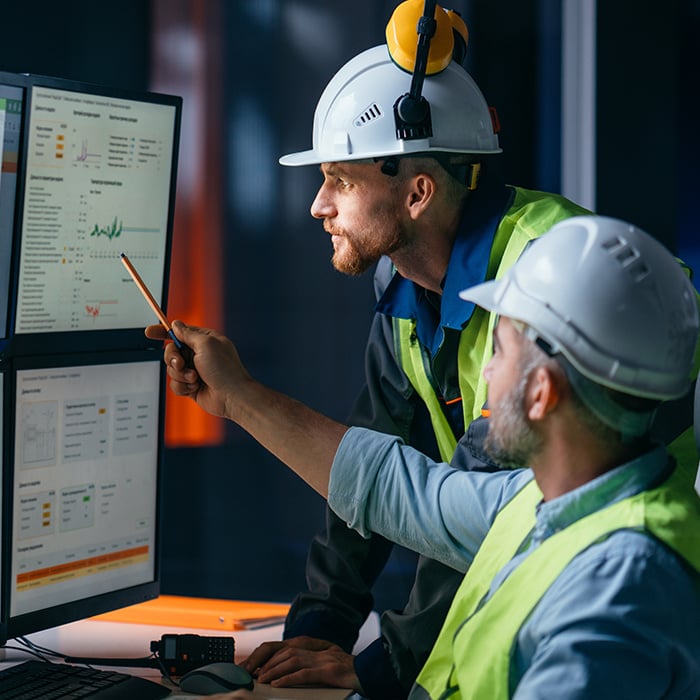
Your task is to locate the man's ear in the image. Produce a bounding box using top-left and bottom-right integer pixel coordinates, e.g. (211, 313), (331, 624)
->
(406, 173), (436, 220)
(527, 366), (561, 421)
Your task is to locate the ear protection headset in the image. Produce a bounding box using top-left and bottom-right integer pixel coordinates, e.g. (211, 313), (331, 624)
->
(386, 0), (470, 142)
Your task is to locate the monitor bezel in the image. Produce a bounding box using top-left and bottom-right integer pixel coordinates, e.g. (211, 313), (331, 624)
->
(4, 73), (182, 358)
(4, 348), (166, 642)
(0, 359), (8, 645)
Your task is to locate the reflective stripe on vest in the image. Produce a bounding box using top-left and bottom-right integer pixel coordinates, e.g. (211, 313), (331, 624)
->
(413, 466), (700, 699)
(395, 188), (588, 462)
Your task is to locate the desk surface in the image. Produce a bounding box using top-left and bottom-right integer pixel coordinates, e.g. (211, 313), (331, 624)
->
(1, 613), (379, 698)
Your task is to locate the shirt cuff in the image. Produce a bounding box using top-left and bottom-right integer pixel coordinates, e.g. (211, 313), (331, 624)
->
(283, 609), (358, 653)
(329, 426), (400, 537)
(354, 637), (410, 700)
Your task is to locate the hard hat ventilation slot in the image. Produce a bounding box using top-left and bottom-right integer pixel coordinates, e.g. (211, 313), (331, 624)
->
(354, 103), (384, 128)
(602, 236), (650, 282)
(628, 262), (650, 282)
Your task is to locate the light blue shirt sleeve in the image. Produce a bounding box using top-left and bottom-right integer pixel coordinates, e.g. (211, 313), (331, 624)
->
(328, 426), (532, 573)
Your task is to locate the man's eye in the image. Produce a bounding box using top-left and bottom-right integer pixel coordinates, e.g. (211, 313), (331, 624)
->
(337, 178), (351, 189)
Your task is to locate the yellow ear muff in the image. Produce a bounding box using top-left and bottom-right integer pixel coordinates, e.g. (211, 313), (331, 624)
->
(386, 0), (456, 75)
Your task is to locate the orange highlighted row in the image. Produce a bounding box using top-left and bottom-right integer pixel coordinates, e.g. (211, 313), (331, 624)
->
(17, 544), (149, 585)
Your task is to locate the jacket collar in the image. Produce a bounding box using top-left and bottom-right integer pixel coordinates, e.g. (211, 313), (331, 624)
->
(376, 177), (512, 353)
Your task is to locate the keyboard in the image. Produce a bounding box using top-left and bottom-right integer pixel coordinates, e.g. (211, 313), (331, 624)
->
(0, 659), (172, 699)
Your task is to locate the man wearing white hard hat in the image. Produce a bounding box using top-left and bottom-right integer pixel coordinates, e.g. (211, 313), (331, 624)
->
(150, 215), (700, 698)
(226, 3), (588, 694)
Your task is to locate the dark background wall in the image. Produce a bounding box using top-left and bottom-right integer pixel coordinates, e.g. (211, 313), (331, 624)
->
(0, 0), (697, 609)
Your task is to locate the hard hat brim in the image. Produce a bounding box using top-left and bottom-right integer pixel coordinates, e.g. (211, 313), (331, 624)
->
(280, 145), (504, 168)
(279, 149), (321, 167)
(458, 279), (501, 312)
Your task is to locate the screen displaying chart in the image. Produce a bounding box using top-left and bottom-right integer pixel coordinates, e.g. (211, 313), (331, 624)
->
(14, 84), (178, 334)
(0, 80), (24, 337)
(9, 358), (161, 617)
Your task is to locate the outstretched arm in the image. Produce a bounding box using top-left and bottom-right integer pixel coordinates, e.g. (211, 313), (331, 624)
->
(146, 320), (347, 497)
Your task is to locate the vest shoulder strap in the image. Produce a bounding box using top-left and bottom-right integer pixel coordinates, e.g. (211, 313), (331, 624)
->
(395, 188), (589, 460)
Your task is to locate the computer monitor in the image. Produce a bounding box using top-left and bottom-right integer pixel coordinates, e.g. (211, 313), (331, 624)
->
(5, 350), (164, 640)
(0, 73), (26, 347)
(8, 75), (181, 355)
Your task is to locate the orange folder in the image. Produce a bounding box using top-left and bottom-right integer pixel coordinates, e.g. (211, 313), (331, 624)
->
(91, 595), (290, 631)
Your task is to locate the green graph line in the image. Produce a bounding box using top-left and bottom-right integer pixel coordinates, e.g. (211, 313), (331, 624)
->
(90, 216), (123, 240)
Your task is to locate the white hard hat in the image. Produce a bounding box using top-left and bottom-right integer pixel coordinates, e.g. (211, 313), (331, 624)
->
(279, 44), (501, 167)
(459, 216), (699, 401)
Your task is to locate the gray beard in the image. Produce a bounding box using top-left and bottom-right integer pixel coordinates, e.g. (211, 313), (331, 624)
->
(484, 372), (543, 469)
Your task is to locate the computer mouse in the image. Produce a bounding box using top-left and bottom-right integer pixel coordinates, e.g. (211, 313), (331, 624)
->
(179, 661), (254, 695)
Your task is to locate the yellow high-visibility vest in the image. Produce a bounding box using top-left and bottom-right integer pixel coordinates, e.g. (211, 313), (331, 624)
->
(414, 465), (700, 699)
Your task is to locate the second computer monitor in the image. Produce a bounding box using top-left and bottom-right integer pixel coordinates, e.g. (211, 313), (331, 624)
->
(5, 351), (164, 640)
